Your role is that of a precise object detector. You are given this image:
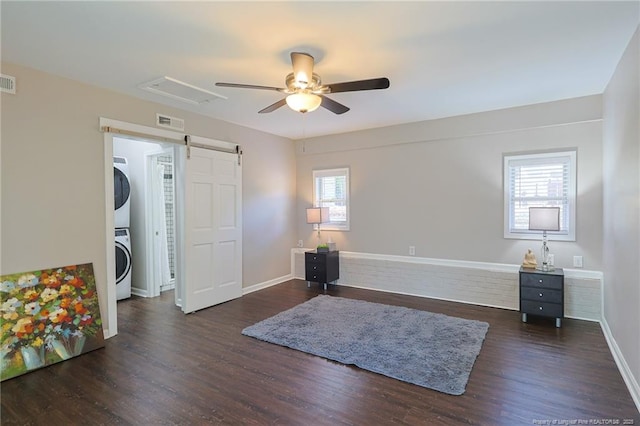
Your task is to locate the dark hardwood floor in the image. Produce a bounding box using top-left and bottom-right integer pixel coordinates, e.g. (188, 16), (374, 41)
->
(2, 280), (638, 425)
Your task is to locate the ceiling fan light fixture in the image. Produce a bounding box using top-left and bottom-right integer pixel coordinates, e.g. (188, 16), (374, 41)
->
(286, 92), (322, 113)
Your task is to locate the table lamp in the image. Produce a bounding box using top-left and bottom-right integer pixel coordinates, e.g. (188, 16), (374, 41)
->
(306, 207), (329, 240)
(528, 207), (560, 271)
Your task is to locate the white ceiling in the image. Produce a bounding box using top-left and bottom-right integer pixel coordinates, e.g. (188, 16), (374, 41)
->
(2, 1), (638, 140)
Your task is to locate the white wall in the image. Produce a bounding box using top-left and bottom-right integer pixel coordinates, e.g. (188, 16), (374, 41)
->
(296, 96), (603, 271)
(0, 62), (297, 333)
(602, 26), (640, 407)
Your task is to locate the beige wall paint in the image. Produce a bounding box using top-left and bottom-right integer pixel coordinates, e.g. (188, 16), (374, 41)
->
(0, 62), (297, 323)
(296, 97), (604, 270)
(603, 26), (640, 400)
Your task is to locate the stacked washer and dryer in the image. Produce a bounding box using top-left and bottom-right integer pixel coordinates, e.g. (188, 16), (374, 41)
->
(114, 157), (132, 300)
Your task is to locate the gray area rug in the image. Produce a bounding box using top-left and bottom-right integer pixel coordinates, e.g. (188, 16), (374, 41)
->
(242, 295), (489, 395)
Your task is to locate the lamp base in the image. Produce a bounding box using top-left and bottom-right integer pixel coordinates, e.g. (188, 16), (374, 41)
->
(537, 263), (555, 272)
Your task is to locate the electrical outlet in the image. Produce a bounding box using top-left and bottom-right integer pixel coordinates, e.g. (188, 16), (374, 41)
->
(297, 240), (303, 248)
(573, 256), (583, 268)
(409, 246), (415, 256)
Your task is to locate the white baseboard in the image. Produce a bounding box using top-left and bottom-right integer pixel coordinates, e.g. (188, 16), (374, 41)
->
(243, 274), (293, 295)
(600, 317), (640, 413)
(130, 288), (149, 298)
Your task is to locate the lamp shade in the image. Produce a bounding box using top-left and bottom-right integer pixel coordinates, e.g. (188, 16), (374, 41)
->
(529, 207), (560, 231)
(306, 207), (329, 224)
(286, 93), (322, 113)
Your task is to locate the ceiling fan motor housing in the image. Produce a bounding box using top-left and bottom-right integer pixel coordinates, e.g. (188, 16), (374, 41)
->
(290, 52), (315, 89)
(285, 73), (326, 94)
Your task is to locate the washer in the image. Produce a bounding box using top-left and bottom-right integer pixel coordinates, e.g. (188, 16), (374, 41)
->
(114, 156), (131, 229)
(115, 228), (132, 300)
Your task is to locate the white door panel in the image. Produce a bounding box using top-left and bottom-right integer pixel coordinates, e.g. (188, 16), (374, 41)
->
(183, 147), (242, 313)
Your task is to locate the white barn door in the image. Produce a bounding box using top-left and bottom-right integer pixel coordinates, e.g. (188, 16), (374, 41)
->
(183, 146), (242, 313)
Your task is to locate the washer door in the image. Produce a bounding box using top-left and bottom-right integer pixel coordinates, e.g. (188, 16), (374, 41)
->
(114, 167), (131, 211)
(115, 242), (131, 284)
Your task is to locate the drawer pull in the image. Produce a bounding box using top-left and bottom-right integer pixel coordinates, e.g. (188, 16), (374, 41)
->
(539, 279), (543, 283)
(539, 293), (543, 297)
(539, 306), (543, 310)
(313, 266), (317, 270)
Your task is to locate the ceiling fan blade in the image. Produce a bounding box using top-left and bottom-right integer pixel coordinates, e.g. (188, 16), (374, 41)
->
(216, 82), (284, 92)
(326, 77), (390, 93)
(320, 95), (350, 115)
(258, 98), (287, 114)
(290, 52), (315, 88)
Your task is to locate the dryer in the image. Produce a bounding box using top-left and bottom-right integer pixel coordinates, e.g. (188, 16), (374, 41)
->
(115, 228), (132, 300)
(114, 156), (131, 228)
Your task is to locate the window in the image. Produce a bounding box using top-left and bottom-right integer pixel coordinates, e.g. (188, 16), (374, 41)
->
(504, 151), (576, 241)
(313, 168), (350, 231)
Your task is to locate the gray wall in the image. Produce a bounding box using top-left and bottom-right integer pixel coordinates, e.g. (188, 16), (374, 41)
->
(296, 96), (603, 270)
(603, 26), (639, 401)
(1, 62), (297, 322)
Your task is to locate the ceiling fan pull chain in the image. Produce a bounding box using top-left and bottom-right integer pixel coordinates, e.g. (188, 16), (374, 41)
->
(302, 112), (307, 143)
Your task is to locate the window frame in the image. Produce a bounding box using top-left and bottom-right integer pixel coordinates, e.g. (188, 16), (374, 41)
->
(312, 167), (350, 231)
(503, 150), (577, 241)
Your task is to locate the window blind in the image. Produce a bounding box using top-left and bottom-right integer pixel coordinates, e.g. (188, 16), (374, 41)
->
(505, 151), (576, 237)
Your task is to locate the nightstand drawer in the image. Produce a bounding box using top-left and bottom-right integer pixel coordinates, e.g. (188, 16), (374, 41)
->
(305, 263), (326, 274)
(521, 300), (563, 319)
(305, 252), (324, 264)
(520, 273), (563, 290)
(306, 270), (327, 283)
(521, 287), (563, 304)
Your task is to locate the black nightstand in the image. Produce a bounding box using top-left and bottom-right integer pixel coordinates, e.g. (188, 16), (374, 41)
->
(519, 267), (564, 327)
(305, 250), (339, 290)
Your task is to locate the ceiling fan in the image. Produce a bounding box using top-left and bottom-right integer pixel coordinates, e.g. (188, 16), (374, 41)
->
(215, 52), (390, 114)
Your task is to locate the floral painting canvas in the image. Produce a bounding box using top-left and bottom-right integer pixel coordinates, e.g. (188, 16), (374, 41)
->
(1, 263), (105, 381)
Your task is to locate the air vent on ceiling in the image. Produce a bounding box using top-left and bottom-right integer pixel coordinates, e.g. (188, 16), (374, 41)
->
(139, 76), (227, 105)
(1, 74), (16, 94)
(156, 113), (185, 131)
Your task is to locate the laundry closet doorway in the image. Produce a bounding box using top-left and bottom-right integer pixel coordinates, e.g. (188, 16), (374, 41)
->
(113, 137), (177, 300)
(101, 118), (243, 336)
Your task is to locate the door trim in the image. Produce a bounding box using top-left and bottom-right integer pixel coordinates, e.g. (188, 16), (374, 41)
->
(100, 118), (239, 154)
